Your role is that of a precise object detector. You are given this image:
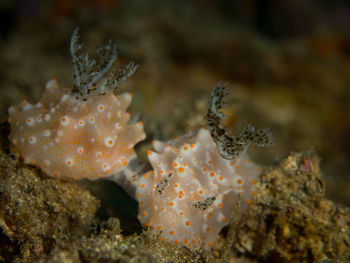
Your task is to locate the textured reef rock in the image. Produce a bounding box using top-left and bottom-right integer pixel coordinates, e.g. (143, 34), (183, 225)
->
(1, 148), (348, 262)
(0, 151), (100, 262)
(235, 151), (350, 262)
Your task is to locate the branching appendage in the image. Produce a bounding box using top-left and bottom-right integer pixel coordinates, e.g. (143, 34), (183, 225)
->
(70, 28), (138, 100)
(206, 82), (274, 160)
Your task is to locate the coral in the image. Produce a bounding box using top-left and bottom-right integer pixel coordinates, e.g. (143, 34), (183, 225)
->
(234, 151), (350, 262)
(136, 128), (261, 249)
(8, 29), (145, 180)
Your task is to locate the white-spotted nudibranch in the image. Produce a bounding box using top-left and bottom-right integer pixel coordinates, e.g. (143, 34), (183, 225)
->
(136, 83), (274, 249)
(8, 29), (145, 180)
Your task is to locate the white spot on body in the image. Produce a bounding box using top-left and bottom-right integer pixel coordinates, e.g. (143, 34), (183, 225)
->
(104, 137), (115, 147)
(44, 114), (50, 121)
(26, 117), (34, 126)
(97, 104), (105, 112)
(102, 163), (111, 172)
(88, 116), (95, 123)
(65, 158), (74, 167)
(77, 147), (84, 154)
(42, 130), (50, 137)
(61, 94), (68, 101)
(60, 116), (69, 125)
(28, 136), (36, 144)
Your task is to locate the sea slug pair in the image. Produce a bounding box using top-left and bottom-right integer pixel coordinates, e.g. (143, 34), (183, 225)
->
(8, 29), (273, 250)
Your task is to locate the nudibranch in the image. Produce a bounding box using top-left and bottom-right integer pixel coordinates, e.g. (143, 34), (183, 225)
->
(8, 29), (145, 180)
(136, 83), (274, 249)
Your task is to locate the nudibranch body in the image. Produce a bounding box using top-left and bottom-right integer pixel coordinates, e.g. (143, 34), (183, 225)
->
(8, 29), (145, 180)
(136, 128), (261, 249)
(136, 83), (274, 249)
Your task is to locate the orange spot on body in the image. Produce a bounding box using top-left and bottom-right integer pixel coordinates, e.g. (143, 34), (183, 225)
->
(178, 167), (184, 173)
(185, 220), (190, 226)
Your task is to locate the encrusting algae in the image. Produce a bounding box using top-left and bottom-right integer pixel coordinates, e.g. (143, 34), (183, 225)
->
(1, 29), (349, 262)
